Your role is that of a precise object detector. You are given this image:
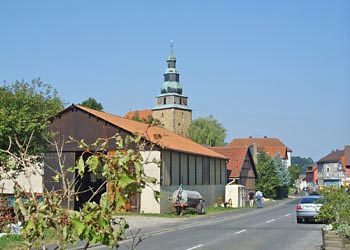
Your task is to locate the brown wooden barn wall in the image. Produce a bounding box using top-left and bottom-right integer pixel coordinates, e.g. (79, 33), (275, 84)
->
(45, 108), (132, 210)
(48, 108), (129, 152)
(239, 152), (256, 198)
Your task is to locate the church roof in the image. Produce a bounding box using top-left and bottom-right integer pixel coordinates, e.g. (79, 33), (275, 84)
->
(124, 110), (152, 120)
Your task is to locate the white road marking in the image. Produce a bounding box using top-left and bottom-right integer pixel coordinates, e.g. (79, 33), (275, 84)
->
(266, 219), (275, 223)
(186, 244), (203, 250)
(235, 229), (247, 234)
(285, 214), (291, 217)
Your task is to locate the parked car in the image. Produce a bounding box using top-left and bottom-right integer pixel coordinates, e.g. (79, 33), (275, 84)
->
(308, 191), (320, 196)
(296, 195), (324, 223)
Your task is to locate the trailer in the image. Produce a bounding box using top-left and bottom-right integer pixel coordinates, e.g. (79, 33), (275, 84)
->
(172, 185), (204, 215)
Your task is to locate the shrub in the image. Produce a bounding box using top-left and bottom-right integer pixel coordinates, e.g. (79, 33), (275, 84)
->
(317, 186), (350, 239)
(336, 224), (350, 240)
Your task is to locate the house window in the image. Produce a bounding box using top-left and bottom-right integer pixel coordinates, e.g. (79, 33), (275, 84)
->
(326, 167), (330, 177)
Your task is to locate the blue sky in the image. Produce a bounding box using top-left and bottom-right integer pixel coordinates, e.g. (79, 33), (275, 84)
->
(1, 1), (349, 161)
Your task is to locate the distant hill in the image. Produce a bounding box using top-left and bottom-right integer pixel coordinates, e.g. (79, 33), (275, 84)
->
(291, 156), (314, 174)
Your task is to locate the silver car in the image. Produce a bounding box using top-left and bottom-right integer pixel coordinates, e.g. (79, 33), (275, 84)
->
(296, 195), (324, 223)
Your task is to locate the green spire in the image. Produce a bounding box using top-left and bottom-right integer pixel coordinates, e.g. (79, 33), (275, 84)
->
(162, 41), (182, 94)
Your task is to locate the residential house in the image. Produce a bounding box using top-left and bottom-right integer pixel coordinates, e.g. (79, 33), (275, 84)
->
(317, 145), (350, 187)
(305, 164), (318, 187)
(229, 137), (292, 168)
(297, 175), (307, 191)
(0, 163), (43, 197)
(341, 145), (350, 182)
(209, 146), (257, 201)
(45, 104), (228, 214)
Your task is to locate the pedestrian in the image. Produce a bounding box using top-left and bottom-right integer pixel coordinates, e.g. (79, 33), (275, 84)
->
(255, 190), (263, 208)
(248, 191), (255, 208)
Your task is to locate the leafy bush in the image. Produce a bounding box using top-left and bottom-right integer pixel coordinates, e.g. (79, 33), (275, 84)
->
(336, 224), (350, 240)
(317, 186), (350, 239)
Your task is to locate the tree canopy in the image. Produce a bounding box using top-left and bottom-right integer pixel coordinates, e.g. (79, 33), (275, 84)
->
(80, 97), (104, 111)
(188, 115), (227, 147)
(256, 150), (290, 199)
(0, 79), (64, 164)
(288, 164), (301, 186)
(130, 111), (161, 127)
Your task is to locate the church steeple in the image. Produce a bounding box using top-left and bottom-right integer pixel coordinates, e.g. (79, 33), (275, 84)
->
(167, 41), (176, 68)
(161, 41), (182, 95)
(152, 42), (192, 137)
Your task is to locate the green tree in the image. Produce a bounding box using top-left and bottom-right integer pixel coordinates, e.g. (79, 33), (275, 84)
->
(288, 164), (301, 186)
(274, 155), (291, 198)
(188, 115), (227, 146)
(0, 79), (64, 165)
(130, 111), (161, 127)
(256, 150), (280, 199)
(80, 97), (104, 111)
(256, 151), (291, 199)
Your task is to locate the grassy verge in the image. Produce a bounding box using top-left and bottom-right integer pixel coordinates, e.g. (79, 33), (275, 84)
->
(0, 234), (26, 250)
(0, 227), (58, 250)
(116, 205), (242, 218)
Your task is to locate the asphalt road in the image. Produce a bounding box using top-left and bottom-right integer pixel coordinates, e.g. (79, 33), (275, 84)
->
(87, 198), (323, 250)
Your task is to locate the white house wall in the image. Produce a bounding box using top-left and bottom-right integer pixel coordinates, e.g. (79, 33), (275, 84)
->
(140, 151), (161, 213)
(0, 164), (43, 194)
(287, 152), (292, 168)
(317, 162), (345, 186)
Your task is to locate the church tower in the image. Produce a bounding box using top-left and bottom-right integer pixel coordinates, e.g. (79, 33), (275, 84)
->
(152, 43), (192, 137)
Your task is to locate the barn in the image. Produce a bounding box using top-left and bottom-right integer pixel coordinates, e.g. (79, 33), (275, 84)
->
(44, 104), (228, 213)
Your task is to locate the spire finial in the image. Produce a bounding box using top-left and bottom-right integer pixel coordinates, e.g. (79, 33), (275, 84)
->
(170, 40), (174, 56)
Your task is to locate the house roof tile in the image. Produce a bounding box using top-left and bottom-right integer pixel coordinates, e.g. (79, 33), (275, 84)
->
(228, 138), (289, 159)
(317, 149), (344, 163)
(54, 105), (227, 160)
(209, 146), (251, 178)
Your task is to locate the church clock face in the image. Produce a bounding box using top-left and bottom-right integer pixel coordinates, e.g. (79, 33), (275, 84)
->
(157, 98), (162, 104)
(183, 98), (187, 105)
